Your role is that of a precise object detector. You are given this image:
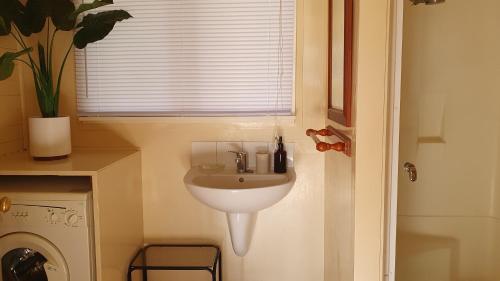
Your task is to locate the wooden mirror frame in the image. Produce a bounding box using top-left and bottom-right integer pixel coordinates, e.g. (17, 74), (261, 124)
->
(328, 0), (353, 127)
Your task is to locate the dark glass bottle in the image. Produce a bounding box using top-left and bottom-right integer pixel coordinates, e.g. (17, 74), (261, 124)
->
(274, 136), (287, 173)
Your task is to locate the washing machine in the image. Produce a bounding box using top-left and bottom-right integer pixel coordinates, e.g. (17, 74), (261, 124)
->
(0, 178), (95, 281)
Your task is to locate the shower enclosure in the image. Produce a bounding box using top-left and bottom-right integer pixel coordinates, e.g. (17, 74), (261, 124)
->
(388, 0), (500, 280)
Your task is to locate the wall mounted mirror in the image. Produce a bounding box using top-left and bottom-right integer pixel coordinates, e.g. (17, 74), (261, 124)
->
(328, 0), (353, 127)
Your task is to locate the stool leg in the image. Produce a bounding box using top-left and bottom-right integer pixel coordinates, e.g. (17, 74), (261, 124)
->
(142, 268), (148, 281)
(127, 269), (132, 281)
(219, 252), (222, 281)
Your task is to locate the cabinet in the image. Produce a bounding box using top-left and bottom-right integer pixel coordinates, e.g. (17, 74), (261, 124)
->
(0, 150), (143, 281)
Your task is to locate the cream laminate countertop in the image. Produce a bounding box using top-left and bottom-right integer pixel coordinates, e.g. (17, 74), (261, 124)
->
(0, 150), (139, 176)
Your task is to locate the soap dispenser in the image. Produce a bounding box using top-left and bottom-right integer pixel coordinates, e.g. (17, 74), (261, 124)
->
(274, 136), (287, 173)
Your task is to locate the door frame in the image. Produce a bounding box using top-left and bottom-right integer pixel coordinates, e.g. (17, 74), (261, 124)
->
(386, 0), (405, 281)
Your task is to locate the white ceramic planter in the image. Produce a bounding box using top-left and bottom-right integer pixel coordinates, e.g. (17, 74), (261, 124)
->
(29, 116), (72, 159)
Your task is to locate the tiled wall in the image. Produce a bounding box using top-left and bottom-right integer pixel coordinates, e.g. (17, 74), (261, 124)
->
(36, 0), (327, 279)
(0, 37), (24, 156)
(191, 141), (294, 171)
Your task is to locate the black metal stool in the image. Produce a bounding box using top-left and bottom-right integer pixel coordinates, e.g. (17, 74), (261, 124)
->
(127, 244), (222, 281)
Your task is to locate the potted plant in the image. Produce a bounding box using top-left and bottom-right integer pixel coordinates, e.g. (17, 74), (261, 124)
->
(0, 0), (131, 159)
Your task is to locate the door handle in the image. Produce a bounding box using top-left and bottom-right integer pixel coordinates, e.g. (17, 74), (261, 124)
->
(403, 162), (417, 182)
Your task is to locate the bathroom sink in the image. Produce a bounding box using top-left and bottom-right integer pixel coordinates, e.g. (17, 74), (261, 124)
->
(184, 167), (295, 213)
(183, 166), (295, 256)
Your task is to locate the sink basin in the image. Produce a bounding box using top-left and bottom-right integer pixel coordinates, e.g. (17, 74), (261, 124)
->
(185, 168), (295, 213)
(184, 166), (295, 256)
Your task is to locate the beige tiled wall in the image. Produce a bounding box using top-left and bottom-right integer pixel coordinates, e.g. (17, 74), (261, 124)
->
(192, 141), (294, 170)
(0, 37), (24, 156)
(26, 0), (328, 280)
(12, 0), (396, 279)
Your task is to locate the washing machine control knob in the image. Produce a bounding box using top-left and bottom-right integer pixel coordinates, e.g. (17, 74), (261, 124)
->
(49, 213), (58, 223)
(65, 211), (78, 226)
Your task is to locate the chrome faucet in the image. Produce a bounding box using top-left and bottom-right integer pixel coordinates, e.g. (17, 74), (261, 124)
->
(228, 151), (252, 173)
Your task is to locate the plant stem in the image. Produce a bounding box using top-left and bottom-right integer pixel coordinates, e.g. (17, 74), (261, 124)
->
(13, 59), (35, 70)
(46, 19), (50, 62)
(49, 29), (58, 82)
(47, 21), (53, 95)
(45, 19), (54, 98)
(54, 41), (73, 116)
(12, 26), (29, 52)
(9, 33), (24, 49)
(11, 27), (48, 116)
(12, 25), (41, 75)
(9, 31), (42, 77)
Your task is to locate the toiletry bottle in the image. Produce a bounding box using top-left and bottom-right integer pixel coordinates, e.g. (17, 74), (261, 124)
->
(274, 136), (287, 173)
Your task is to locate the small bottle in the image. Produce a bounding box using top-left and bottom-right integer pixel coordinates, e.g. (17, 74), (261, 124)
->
(274, 136), (287, 173)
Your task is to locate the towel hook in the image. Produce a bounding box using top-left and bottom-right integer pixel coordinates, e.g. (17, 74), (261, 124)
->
(306, 126), (352, 156)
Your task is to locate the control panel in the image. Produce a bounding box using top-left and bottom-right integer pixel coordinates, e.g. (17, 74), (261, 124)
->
(45, 208), (84, 227)
(0, 200), (89, 229)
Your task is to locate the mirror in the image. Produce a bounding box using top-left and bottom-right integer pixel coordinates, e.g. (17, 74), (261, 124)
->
(328, 0), (353, 127)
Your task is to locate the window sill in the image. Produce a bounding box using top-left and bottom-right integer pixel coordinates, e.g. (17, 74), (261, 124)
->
(78, 115), (297, 126)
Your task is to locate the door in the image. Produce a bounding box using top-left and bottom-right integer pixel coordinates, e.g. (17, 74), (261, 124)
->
(390, 0), (500, 280)
(0, 233), (69, 281)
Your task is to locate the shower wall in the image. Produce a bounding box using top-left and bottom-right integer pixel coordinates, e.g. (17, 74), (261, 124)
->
(396, 0), (500, 280)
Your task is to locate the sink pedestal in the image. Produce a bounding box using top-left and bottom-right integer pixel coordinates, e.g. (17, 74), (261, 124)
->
(184, 167), (295, 256)
(227, 212), (257, 256)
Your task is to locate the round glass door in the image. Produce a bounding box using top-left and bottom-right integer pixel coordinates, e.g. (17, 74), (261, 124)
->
(2, 248), (48, 281)
(0, 233), (68, 281)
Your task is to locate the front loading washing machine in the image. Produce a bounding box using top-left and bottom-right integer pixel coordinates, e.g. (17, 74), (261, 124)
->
(0, 182), (95, 281)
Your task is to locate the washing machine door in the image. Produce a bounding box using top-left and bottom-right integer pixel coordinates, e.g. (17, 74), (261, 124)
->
(0, 233), (69, 281)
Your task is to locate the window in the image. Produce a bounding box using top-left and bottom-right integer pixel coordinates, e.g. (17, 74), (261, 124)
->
(75, 0), (295, 117)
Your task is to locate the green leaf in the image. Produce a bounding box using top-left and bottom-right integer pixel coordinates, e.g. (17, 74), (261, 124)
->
(33, 77), (45, 116)
(0, 16), (9, 35)
(37, 42), (48, 77)
(71, 0), (113, 20)
(51, 0), (76, 31)
(13, 0), (76, 35)
(0, 0), (23, 35)
(0, 57), (15, 80)
(25, 0), (51, 34)
(73, 10), (131, 49)
(12, 0), (48, 36)
(0, 48), (32, 80)
(34, 79), (57, 117)
(13, 3), (33, 37)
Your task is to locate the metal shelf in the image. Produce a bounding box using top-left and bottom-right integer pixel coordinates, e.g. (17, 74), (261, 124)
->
(128, 244), (222, 281)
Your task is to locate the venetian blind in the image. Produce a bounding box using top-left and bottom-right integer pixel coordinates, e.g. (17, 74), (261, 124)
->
(75, 0), (295, 117)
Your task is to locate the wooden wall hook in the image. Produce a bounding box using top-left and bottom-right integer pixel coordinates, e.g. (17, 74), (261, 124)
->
(306, 126), (352, 156)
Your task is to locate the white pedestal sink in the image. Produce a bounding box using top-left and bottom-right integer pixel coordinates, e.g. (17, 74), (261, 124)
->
(184, 166), (295, 256)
